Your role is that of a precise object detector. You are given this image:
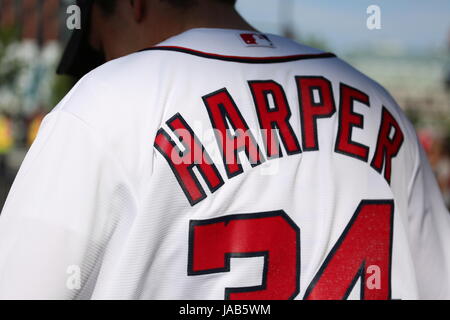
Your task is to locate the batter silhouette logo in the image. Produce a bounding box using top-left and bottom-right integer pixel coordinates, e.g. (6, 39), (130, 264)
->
(239, 33), (275, 48)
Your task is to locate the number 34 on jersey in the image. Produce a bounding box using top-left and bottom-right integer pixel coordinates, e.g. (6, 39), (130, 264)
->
(189, 199), (394, 300)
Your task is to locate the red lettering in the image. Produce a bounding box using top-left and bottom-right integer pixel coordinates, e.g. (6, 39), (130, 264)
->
(154, 113), (224, 206)
(335, 83), (370, 161)
(203, 89), (264, 178)
(370, 107), (404, 184)
(249, 80), (302, 158)
(296, 76), (336, 151)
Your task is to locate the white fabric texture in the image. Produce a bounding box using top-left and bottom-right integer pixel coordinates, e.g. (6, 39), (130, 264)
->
(0, 28), (448, 299)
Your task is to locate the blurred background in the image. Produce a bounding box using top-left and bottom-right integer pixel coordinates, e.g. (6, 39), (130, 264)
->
(0, 0), (449, 209)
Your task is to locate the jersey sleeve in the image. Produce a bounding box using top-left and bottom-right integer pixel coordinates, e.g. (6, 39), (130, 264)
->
(0, 109), (137, 299)
(407, 136), (450, 299)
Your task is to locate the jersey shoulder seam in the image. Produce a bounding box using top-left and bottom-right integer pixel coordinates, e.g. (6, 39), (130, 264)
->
(54, 109), (141, 215)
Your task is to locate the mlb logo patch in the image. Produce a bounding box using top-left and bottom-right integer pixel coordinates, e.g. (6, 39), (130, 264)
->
(239, 33), (275, 48)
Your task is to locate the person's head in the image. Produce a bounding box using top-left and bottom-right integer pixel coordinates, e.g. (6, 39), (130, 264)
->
(89, 0), (247, 61)
(57, 0), (252, 79)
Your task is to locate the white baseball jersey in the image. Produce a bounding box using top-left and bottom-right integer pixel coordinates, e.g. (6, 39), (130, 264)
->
(0, 28), (449, 300)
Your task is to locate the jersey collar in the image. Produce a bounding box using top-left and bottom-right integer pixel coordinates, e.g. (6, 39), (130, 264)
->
(145, 28), (332, 59)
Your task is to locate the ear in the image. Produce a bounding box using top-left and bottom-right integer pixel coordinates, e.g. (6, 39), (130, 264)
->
(130, 0), (146, 23)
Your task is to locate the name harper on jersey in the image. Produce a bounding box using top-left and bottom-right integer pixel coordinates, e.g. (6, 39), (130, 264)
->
(154, 76), (404, 206)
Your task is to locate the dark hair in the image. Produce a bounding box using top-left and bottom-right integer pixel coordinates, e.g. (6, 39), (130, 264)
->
(93, 0), (237, 14)
(167, 0), (237, 7)
(93, 0), (117, 15)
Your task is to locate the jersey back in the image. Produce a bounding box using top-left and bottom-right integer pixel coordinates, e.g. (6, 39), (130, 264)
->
(4, 28), (448, 300)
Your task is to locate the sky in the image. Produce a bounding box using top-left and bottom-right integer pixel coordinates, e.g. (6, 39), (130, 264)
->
(236, 0), (450, 54)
